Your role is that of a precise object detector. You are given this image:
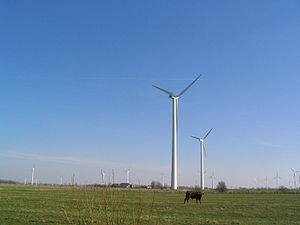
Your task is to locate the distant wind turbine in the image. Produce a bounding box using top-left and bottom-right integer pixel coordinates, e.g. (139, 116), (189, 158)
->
(265, 176), (269, 189)
(126, 169), (130, 183)
(291, 168), (297, 189)
(191, 128), (213, 190)
(296, 171), (300, 189)
(112, 169), (115, 184)
(274, 172), (281, 187)
(101, 170), (106, 185)
(210, 171), (215, 189)
(31, 167), (35, 185)
(153, 75), (201, 189)
(71, 173), (75, 186)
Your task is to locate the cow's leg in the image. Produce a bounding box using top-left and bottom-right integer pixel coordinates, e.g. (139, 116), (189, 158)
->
(184, 197), (189, 203)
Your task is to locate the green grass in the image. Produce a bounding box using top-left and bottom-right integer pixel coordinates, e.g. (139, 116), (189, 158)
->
(0, 185), (300, 225)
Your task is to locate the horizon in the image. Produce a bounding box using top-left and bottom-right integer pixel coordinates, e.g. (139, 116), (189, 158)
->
(1, 1), (300, 189)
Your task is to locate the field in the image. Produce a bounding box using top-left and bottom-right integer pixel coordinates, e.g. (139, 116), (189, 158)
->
(0, 185), (300, 225)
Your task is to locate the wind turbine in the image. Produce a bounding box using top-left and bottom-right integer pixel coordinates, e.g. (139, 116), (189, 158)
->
(71, 173), (75, 186)
(31, 167), (35, 185)
(101, 170), (106, 185)
(274, 172), (281, 187)
(153, 75), (201, 189)
(126, 169), (130, 183)
(265, 176), (269, 189)
(291, 168), (297, 189)
(210, 171), (215, 189)
(112, 169), (115, 184)
(296, 171), (300, 189)
(191, 128), (213, 190)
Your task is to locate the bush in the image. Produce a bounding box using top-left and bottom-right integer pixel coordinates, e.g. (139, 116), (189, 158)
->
(216, 181), (227, 192)
(150, 181), (163, 189)
(278, 186), (288, 193)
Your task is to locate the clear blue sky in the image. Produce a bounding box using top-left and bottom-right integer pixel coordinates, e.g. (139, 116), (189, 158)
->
(0, 1), (299, 188)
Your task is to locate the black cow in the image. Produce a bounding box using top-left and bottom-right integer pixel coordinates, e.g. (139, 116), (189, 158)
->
(183, 191), (204, 204)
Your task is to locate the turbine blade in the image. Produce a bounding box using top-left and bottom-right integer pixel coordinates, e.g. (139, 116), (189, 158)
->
(176, 75), (201, 97)
(152, 85), (173, 96)
(203, 128), (213, 139)
(191, 136), (200, 140)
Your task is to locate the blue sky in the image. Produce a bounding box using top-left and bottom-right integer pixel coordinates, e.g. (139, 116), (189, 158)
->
(0, 1), (300, 188)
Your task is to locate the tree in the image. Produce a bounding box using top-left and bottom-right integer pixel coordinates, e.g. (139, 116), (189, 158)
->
(150, 181), (163, 189)
(278, 185), (288, 193)
(216, 181), (227, 192)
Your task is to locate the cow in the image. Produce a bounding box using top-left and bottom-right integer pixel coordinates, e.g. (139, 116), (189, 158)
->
(183, 191), (204, 204)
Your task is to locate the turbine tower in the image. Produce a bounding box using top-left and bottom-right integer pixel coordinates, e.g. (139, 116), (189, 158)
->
(210, 171), (215, 189)
(274, 172), (281, 187)
(126, 169), (130, 183)
(191, 128), (213, 190)
(101, 170), (106, 185)
(297, 171), (300, 189)
(112, 169), (115, 184)
(153, 75), (201, 189)
(31, 167), (35, 185)
(291, 168), (297, 189)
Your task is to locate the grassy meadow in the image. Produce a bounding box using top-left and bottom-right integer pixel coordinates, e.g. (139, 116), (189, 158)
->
(0, 185), (300, 225)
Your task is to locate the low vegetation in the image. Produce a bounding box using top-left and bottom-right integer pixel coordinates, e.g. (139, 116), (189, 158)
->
(216, 181), (228, 193)
(0, 184), (300, 225)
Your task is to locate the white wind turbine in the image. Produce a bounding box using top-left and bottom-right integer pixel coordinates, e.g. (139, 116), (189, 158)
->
(291, 168), (297, 189)
(153, 75), (201, 190)
(265, 176), (269, 189)
(101, 170), (106, 185)
(191, 128), (213, 190)
(297, 171), (300, 189)
(112, 169), (115, 184)
(210, 171), (215, 189)
(274, 172), (281, 187)
(31, 167), (35, 185)
(126, 169), (130, 183)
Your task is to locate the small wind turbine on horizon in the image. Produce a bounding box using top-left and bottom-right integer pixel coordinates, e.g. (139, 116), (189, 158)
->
(265, 176), (269, 189)
(101, 170), (106, 185)
(191, 128), (213, 190)
(71, 173), (75, 186)
(274, 172), (281, 187)
(31, 167), (35, 185)
(112, 169), (115, 184)
(153, 75), (201, 190)
(210, 171), (215, 189)
(291, 168), (297, 189)
(126, 169), (130, 183)
(296, 171), (300, 189)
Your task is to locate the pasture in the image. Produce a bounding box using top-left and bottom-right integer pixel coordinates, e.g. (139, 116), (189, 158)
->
(0, 185), (299, 225)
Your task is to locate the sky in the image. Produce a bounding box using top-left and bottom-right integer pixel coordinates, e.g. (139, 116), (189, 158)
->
(0, 1), (300, 188)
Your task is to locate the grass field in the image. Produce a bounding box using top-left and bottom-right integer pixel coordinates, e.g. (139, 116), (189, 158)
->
(0, 185), (300, 225)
